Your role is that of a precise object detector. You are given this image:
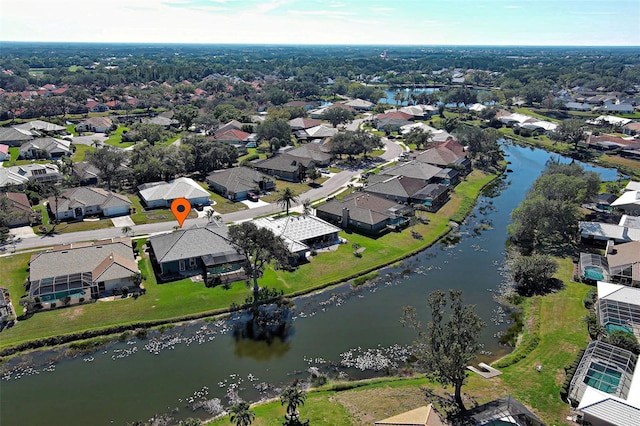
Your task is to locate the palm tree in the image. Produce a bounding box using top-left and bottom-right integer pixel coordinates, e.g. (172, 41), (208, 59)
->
(229, 401), (255, 426)
(280, 384), (307, 422)
(121, 226), (132, 236)
(205, 208), (217, 223)
(302, 199), (312, 216)
(393, 91), (405, 107)
(277, 187), (299, 216)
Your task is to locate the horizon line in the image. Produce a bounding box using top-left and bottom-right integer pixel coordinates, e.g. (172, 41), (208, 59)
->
(1, 40), (639, 49)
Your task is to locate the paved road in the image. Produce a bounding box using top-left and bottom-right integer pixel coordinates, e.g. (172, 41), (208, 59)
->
(8, 138), (405, 252)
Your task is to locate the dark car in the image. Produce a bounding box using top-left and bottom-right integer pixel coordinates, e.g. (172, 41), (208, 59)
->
(247, 191), (259, 202)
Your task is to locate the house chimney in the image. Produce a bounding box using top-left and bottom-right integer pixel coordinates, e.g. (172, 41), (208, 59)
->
(342, 207), (349, 227)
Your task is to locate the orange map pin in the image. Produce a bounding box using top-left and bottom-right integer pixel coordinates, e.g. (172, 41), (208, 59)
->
(170, 198), (191, 228)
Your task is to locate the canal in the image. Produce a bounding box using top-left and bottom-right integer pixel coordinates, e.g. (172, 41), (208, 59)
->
(0, 143), (618, 425)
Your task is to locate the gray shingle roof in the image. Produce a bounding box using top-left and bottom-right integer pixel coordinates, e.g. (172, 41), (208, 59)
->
(378, 160), (443, 182)
(29, 239), (135, 281)
(206, 166), (273, 194)
(148, 224), (242, 264)
(138, 177), (210, 203)
(49, 187), (131, 214)
(316, 192), (403, 226)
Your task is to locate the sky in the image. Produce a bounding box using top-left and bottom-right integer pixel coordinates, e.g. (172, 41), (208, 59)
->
(1, 0), (639, 46)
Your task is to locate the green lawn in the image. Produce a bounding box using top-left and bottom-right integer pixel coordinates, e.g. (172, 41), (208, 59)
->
(128, 195), (198, 225)
(103, 127), (134, 148)
(71, 143), (95, 161)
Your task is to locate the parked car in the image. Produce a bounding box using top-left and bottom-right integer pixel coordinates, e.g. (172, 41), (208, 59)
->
(247, 191), (259, 202)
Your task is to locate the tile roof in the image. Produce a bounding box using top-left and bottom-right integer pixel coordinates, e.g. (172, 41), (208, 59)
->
(0, 127), (34, 143)
(253, 215), (341, 253)
(287, 117), (322, 130)
(316, 192), (404, 225)
(378, 160), (443, 181)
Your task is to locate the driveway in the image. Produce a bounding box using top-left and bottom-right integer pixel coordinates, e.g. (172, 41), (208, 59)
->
(111, 216), (135, 227)
(10, 226), (37, 240)
(72, 133), (108, 147)
(240, 199), (270, 209)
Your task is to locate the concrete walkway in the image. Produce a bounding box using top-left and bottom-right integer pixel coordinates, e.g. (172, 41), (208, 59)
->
(111, 215), (135, 227)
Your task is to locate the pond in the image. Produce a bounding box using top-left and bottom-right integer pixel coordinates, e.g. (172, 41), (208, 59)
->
(0, 143), (618, 425)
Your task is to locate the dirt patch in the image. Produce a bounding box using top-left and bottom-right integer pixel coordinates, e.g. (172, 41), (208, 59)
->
(332, 385), (426, 425)
(60, 306), (84, 320)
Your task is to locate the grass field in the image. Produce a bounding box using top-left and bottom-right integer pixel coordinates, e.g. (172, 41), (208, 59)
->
(206, 258), (591, 426)
(71, 143), (95, 161)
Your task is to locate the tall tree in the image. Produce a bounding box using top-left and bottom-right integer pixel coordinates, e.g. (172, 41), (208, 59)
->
(510, 254), (558, 296)
(551, 119), (586, 149)
(256, 118), (292, 144)
(321, 107), (354, 128)
(277, 187), (299, 216)
(228, 222), (289, 303)
(402, 290), (485, 412)
(85, 146), (128, 191)
(404, 127), (433, 150)
(229, 401), (255, 426)
(174, 104), (199, 130)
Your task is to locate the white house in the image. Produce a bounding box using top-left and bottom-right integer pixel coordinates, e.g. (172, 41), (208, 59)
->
(138, 177), (210, 208)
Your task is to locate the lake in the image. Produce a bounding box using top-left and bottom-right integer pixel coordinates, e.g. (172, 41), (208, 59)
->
(0, 143), (618, 425)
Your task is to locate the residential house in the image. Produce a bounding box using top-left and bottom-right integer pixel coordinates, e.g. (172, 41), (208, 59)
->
(0, 192), (33, 227)
(286, 144), (332, 167)
(3, 163), (62, 184)
(601, 102), (635, 114)
(18, 137), (71, 159)
(565, 101), (592, 111)
(611, 190), (640, 215)
(301, 124), (339, 142)
(77, 117), (114, 133)
(0, 168), (29, 187)
(316, 192), (414, 236)
(206, 166), (274, 201)
(579, 219), (640, 244)
(587, 115), (633, 127)
(147, 224), (245, 283)
(587, 134), (638, 151)
(0, 127), (34, 147)
(413, 140), (470, 174)
(597, 281), (640, 338)
(374, 160), (444, 185)
(72, 161), (100, 185)
(569, 340), (640, 426)
(398, 105), (427, 119)
(253, 215), (341, 260)
(455, 397), (545, 426)
(85, 100), (109, 112)
(343, 98), (374, 111)
(13, 120), (66, 135)
(48, 187), (132, 221)
(0, 144), (9, 161)
(28, 238), (140, 307)
(624, 181), (640, 192)
(400, 122), (454, 143)
(213, 128), (251, 144)
(592, 193), (618, 212)
(287, 117), (322, 132)
(253, 153), (314, 182)
(138, 177), (210, 208)
(216, 120), (244, 134)
(375, 111), (414, 131)
(141, 116), (179, 128)
(623, 122), (640, 136)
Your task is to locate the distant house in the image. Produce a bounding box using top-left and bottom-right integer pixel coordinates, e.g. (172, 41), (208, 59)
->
(287, 117), (322, 131)
(343, 98), (374, 111)
(623, 122), (640, 136)
(28, 238), (140, 308)
(254, 153), (314, 182)
(316, 192), (413, 236)
(0, 192), (33, 227)
(0, 127), (34, 147)
(138, 177), (210, 208)
(587, 134), (637, 151)
(0, 144), (9, 161)
(72, 161), (100, 185)
(0, 168), (29, 187)
(141, 116), (179, 128)
(216, 120), (244, 134)
(206, 166), (275, 201)
(213, 128), (251, 144)
(253, 215), (341, 260)
(601, 102), (635, 114)
(565, 101), (592, 111)
(413, 142), (470, 173)
(13, 120), (66, 135)
(374, 160), (444, 185)
(579, 220), (640, 244)
(301, 124), (339, 141)
(18, 137), (71, 159)
(77, 117), (114, 133)
(85, 100), (109, 113)
(148, 224), (245, 283)
(364, 175), (426, 203)
(3, 163), (62, 184)
(48, 187), (132, 221)
(400, 122), (453, 143)
(286, 144), (332, 167)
